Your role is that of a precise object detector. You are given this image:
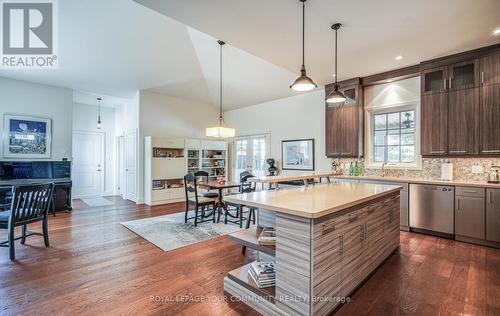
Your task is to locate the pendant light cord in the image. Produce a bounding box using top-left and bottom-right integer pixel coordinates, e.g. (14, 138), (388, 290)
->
(335, 27), (338, 87)
(219, 41), (223, 124)
(302, 0), (305, 67)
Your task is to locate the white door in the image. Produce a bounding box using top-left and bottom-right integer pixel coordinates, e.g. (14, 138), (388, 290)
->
(72, 131), (104, 198)
(232, 134), (270, 182)
(124, 129), (138, 202)
(116, 135), (125, 196)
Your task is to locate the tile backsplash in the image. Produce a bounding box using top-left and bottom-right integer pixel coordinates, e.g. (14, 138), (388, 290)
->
(332, 158), (500, 182)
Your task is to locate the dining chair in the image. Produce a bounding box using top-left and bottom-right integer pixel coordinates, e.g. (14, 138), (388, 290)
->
(193, 170), (219, 198)
(183, 174), (216, 226)
(225, 172), (257, 229)
(0, 183), (54, 260)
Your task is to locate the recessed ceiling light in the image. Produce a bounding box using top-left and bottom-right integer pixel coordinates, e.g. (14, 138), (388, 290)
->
(493, 28), (500, 36)
(395, 55), (403, 60)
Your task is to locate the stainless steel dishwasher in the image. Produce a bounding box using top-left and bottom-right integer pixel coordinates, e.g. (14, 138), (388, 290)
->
(409, 184), (455, 235)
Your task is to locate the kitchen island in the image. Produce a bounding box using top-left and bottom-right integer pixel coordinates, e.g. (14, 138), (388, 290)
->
(224, 182), (402, 316)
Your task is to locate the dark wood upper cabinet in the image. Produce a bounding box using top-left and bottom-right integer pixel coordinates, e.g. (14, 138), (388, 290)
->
(421, 66), (447, 95)
(447, 87), (480, 155)
(421, 45), (500, 157)
(421, 92), (448, 156)
(480, 84), (500, 154)
(481, 53), (500, 86)
(325, 79), (363, 158)
(449, 59), (480, 90)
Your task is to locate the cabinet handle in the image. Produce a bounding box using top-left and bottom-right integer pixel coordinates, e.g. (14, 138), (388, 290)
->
(481, 71), (484, 85)
(364, 222), (367, 240)
(430, 151), (446, 154)
(360, 224), (364, 241)
(339, 234), (344, 255)
(443, 78), (447, 90)
(341, 152), (353, 155)
(322, 222), (337, 235)
(457, 199), (460, 211)
(449, 78), (452, 89)
(489, 191), (493, 204)
(482, 150), (500, 153)
(450, 150), (467, 154)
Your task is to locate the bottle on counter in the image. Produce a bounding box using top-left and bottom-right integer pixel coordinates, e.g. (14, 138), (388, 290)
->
(349, 162), (354, 176)
(354, 161), (360, 176)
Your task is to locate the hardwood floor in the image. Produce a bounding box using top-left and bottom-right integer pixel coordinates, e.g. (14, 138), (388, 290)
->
(0, 197), (499, 316)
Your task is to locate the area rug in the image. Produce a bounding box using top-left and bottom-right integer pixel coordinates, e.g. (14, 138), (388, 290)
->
(121, 212), (247, 251)
(81, 197), (115, 207)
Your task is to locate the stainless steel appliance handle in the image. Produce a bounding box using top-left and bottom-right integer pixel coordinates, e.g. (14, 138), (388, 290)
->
(481, 71), (484, 84)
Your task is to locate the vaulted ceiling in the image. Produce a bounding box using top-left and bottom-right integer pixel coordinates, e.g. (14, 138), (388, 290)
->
(1, 0), (499, 110)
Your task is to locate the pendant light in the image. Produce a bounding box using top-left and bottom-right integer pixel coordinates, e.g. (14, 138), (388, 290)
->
(206, 40), (235, 138)
(96, 97), (102, 129)
(326, 23), (347, 104)
(290, 0), (317, 92)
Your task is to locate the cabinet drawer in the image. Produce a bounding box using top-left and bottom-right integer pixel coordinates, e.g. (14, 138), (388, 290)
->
(456, 186), (485, 198)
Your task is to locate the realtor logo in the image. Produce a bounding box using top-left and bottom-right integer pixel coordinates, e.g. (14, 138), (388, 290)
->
(1, 0), (58, 69)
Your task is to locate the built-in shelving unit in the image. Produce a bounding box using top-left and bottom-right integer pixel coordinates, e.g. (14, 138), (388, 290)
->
(145, 137), (228, 206)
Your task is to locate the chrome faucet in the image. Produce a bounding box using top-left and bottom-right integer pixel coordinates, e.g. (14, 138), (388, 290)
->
(381, 162), (388, 177)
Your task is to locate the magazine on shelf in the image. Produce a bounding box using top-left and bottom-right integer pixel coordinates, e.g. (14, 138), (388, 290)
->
(258, 227), (276, 245)
(248, 261), (276, 289)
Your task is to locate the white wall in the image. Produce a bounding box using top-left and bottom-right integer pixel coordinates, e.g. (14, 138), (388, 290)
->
(0, 77), (73, 161)
(72, 103), (117, 195)
(136, 90), (219, 202)
(225, 89), (331, 174)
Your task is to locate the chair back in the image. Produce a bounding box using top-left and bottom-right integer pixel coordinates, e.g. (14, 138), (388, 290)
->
(184, 174), (199, 205)
(10, 183), (54, 225)
(239, 172), (256, 193)
(194, 170), (210, 182)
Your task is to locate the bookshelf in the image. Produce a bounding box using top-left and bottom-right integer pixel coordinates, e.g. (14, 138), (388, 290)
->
(145, 137), (227, 206)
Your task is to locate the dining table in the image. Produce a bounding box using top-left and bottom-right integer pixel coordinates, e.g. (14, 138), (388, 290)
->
(198, 180), (241, 220)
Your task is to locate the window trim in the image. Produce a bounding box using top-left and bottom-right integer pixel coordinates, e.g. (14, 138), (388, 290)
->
(364, 101), (422, 170)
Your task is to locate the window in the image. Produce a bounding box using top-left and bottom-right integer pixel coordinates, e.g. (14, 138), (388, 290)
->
(373, 110), (416, 163)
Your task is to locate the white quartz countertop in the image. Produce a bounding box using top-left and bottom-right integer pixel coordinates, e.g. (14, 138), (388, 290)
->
(224, 182), (401, 219)
(248, 172), (342, 183)
(332, 175), (500, 189)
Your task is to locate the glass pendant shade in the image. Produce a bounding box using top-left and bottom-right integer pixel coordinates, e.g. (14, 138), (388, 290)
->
(326, 88), (346, 104)
(205, 40), (235, 138)
(206, 126), (236, 138)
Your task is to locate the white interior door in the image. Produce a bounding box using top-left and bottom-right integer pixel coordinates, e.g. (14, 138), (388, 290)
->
(72, 131), (104, 198)
(116, 135), (125, 197)
(232, 134), (270, 181)
(125, 129), (138, 202)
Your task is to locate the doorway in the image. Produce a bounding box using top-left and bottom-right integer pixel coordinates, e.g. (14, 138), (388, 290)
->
(72, 131), (105, 198)
(232, 134), (270, 182)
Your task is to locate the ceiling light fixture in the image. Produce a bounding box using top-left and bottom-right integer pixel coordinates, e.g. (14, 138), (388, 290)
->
(97, 97), (102, 129)
(493, 28), (500, 36)
(290, 0), (317, 92)
(395, 55), (403, 60)
(206, 40), (235, 138)
(326, 23), (346, 105)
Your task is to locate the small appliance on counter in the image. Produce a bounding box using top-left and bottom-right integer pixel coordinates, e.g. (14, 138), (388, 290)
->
(441, 160), (453, 181)
(488, 165), (500, 184)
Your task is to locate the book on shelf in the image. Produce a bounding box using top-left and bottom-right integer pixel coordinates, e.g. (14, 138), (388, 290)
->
(258, 227), (276, 245)
(248, 261), (276, 289)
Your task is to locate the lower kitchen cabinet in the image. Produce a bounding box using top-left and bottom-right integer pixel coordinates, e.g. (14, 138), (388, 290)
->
(455, 187), (486, 239)
(357, 179), (409, 229)
(487, 188), (500, 243)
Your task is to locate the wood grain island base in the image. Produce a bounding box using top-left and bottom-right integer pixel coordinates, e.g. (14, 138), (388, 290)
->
(224, 183), (402, 316)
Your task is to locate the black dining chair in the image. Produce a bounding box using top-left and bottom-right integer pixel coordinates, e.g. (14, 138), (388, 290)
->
(183, 174), (216, 226)
(0, 183), (54, 260)
(193, 170), (219, 198)
(224, 172), (257, 229)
